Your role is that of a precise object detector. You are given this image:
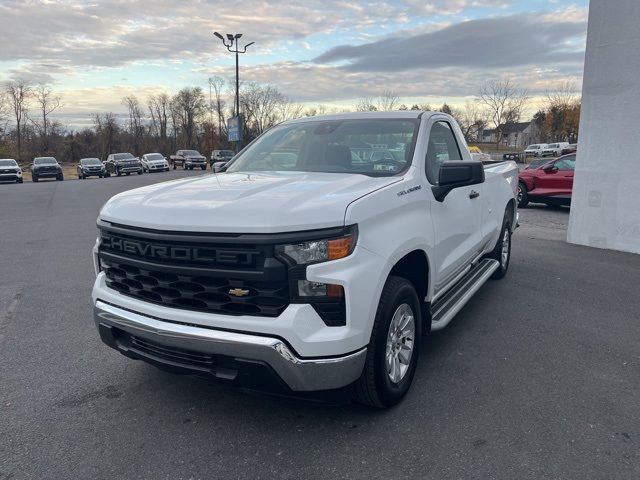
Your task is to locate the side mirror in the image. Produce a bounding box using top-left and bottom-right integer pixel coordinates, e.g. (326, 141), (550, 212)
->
(432, 161), (485, 202)
(543, 164), (557, 173)
(212, 161), (227, 173)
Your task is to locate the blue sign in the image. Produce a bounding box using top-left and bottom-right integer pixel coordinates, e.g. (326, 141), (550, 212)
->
(227, 116), (243, 142)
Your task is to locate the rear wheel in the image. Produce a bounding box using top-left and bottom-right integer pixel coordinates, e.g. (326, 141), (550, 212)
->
(488, 211), (512, 280)
(517, 182), (529, 208)
(353, 276), (421, 408)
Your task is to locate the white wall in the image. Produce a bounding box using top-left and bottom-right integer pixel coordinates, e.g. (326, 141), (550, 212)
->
(567, 0), (640, 254)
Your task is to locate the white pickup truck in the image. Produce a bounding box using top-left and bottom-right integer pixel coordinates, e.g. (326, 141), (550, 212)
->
(92, 112), (518, 407)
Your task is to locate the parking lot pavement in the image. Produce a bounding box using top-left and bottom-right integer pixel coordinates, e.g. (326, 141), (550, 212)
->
(1, 177), (639, 480)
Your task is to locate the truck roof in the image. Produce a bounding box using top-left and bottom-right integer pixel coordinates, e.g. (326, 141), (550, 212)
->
(281, 111), (438, 125)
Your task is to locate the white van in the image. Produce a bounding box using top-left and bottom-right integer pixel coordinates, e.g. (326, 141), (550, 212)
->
(524, 144), (548, 157)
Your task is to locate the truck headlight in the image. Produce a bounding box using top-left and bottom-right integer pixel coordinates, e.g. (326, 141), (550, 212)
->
(275, 227), (357, 266)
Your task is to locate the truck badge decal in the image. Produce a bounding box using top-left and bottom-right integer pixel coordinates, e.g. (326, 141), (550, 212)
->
(397, 185), (422, 197)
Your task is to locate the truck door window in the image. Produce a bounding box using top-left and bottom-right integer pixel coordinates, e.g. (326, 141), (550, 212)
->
(425, 121), (462, 184)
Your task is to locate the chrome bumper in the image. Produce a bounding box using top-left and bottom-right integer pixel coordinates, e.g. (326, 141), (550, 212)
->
(94, 300), (366, 392)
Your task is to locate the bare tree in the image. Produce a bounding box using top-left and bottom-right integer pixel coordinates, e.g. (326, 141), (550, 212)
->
(477, 79), (529, 148)
(208, 76), (227, 139)
(4, 80), (32, 161)
(0, 91), (9, 139)
(355, 96), (377, 112)
(93, 112), (118, 160)
(122, 95), (143, 155)
(241, 83), (283, 135)
(456, 101), (488, 143)
(546, 80), (579, 110)
(377, 89), (399, 111)
(172, 87), (206, 148)
(304, 104), (328, 117)
(31, 84), (61, 152)
(147, 93), (170, 144)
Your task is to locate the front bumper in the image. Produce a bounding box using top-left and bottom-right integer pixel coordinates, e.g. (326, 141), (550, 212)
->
(34, 170), (60, 177)
(147, 162), (168, 170)
(0, 173), (21, 180)
(94, 300), (366, 392)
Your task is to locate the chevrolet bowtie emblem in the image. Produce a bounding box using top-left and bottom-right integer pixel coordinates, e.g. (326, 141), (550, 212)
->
(228, 288), (250, 297)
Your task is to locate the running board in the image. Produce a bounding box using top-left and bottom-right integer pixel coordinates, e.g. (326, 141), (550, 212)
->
(430, 259), (499, 331)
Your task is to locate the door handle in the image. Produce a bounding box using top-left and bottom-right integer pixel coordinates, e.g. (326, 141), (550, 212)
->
(469, 190), (480, 199)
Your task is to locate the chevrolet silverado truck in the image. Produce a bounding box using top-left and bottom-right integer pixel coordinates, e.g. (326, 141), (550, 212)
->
(169, 150), (207, 170)
(92, 112), (518, 407)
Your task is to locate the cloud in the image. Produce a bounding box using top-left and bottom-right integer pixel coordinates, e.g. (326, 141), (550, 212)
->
(313, 13), (586, 72)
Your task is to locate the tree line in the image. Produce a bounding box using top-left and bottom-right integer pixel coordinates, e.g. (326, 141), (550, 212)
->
(0, 77), (581, 163)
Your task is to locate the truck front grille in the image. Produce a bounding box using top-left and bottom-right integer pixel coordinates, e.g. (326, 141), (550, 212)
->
(98, 223), (290, 317)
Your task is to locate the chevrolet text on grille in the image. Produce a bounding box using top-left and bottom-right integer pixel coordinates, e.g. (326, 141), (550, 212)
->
(102, 235), (260, 265)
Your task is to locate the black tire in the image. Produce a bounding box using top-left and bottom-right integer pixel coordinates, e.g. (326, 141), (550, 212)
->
(79, 173), (84, 179)
(126, 172), (130, 176)
(201, 165), (206, 171)
(173, 163), (177, 170)
(353, 276), (421, 408)
(17, 178), (23, 183)
(32, 175), (38, 182)
(517, 182), (529, 208)
(57, 175), (64, 181)
(138, 170), (143, 175)
(116, 170), (121, 177)
(487, 211), (512, 280)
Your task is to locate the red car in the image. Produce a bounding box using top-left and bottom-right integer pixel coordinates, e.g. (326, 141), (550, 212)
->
(517, 153), (576, 208)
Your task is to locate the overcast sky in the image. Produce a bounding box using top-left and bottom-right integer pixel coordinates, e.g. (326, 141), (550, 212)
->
(0, 0), (588, 125)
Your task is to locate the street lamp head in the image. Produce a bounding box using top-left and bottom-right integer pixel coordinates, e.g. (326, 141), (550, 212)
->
(244, 41), (255, 49)
(235, 33), (243, 39)
(213, 31), (224, 40)
(226, 33), (234, 41)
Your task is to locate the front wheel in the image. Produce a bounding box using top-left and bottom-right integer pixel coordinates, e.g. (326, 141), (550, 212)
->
(17, 178), (23, 183)
(517, 182), (529, 208)
(353, 276), (421, 408)
(138, 170), (143, 175)
(488, 212), (512, 280)
(57, 175), (64, 181)
(32, 175), (38, 182)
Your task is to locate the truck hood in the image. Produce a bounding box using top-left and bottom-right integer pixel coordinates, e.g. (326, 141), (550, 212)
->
(99, 171), (401, 233)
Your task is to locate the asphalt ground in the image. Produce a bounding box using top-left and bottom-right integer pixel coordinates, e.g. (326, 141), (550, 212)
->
(1, 172), (639, 480)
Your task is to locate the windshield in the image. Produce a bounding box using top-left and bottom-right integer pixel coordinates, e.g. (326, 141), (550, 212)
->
(226, 118), (419, 177)
(0, 159), (18, 167)
(81, 158), (101, 165)
(146, 154), (164, 160)
(34, 157), (57, 165)
(219, 150), (234, 157)
(183, 150), (201, 156)
(114, 153), (135, 161)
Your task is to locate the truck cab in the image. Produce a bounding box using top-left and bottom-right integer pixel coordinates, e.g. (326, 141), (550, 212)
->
(92, 112), (518, 407)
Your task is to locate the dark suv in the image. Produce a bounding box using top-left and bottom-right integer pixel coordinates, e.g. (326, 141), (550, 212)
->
(31, 157), (63, 182)
(78, 158), (108, 179)
(105, 153), (143, 176)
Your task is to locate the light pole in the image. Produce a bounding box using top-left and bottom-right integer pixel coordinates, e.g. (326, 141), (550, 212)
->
(213, 31), (254, 152)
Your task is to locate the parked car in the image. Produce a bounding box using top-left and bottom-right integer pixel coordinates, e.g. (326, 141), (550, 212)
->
(92, 111), (519, 408)
(468, 145), (492, 162)
(524, 158), (552, 170)
(77, 158), (108, 179)
(0, 159), (23, 183)
(561, 143), (578, 155)
(105, 153), (143, 176)
(524, 144), (548, 157)
(541, 142), (570, 157)
(31, 157), (63, 182)
(518, 153), (576, 208)
(141, 153), (170, 172)
(170, 150), (207, 170)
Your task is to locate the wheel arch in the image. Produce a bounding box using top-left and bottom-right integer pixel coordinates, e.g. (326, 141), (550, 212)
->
(386, 249), (431, 332)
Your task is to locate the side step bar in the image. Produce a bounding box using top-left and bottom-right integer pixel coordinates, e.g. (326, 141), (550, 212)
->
(430, 258), (499, 331)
